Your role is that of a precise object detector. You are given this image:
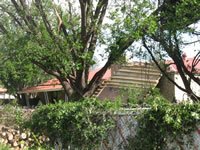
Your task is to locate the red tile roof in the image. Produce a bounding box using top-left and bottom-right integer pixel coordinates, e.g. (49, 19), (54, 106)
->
(18, 57), (200, 94)
(19, 68), (111, 93)
(0, 86), (7, 93)
(88, 68), (111, 80)
(41, 78), (61, 86)
(167, 57), (200, 73)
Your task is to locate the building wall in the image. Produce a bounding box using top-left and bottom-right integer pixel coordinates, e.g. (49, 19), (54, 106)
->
(174, 74), (187, 102)
(157, 73), (175, 102)
(99, 110), (200, 150)
(190, 75), (200, 99)
(0, 93), (15, 100)
(98, 73), (200, 103)
(38, 91), (66, 104)
(158, 73), (200, 103)
(98, 87), (128, 103)
(174, 74), (200, 102)
(97, 87), (148, 104)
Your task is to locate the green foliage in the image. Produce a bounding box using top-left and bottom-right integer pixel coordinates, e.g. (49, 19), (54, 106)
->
(0, 102), (23, 128)
(123, 88), (147, 106)
(144, 88), (169, 105)
(159, 0), (200, 31)
(0, 144), (11, 150)
(141, 0), (200, 101)
(0, 143), (50, 150)
(0, 0), (158, 99)
(123, 88), (168, 107)
(24, 98), (118, 149)
(125, 99), (200, 150)
(0, 41), (52, 94)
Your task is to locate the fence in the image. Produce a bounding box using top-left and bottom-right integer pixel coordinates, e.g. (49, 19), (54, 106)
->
(1, 106), (200, 150)
(99, 108), (147, 150)
(99, 108), (200, 150)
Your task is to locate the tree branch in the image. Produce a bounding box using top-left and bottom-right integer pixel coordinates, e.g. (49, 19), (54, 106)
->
(31, 59), (61, 78)
(35, 0), (53, 37)
(79, 0), (87, 40)
(192, 51), (200, 72)
(67, 1), (76, 40)
(19, 0), (37, 27)
(142, 36), (188, 93)
(183, 40), (200, 45)
(0, 22), (8, 34)
(174, 35), (200, 86)
(10, 0), (38, 34)
(0, 5), (23, 29)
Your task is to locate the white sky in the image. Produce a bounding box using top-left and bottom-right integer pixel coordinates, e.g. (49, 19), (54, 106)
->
(55, 0), (200, 67)
(92, 0), (200, 68)
(182, 23), (200, 58)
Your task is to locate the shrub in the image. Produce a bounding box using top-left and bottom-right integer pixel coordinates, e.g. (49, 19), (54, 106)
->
(121, 87), (168, 107)
(0, 102), (23, 129)
(0, 144), (11, 150)
(24, 98), (118, 149)
(125, 99), (200, 150)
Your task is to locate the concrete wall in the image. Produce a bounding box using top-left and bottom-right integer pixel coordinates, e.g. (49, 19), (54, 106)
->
(97, 87), (147, 103)
(98, 87), (125, 102)
(99, 109), (200, 150)
(157, 73), (200, 103)
(157, 73), (175, 102)
(111, 64), (121, 76)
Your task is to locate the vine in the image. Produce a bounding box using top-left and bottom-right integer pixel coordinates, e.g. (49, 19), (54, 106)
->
(125, 97), (200, 150)
(23, 98), (119, 149)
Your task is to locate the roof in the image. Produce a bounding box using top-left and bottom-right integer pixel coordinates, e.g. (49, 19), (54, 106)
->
(0, 86), (7, 93)
(88, 68), (111, 80)
(18, 56), (200, 94)
(167, 56), (200, 73)
(19, 68), (111, 94)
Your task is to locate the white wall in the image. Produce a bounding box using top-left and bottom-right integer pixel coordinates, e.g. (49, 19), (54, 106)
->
(0, 93), (15, 100)
(174, 74), (200, 102)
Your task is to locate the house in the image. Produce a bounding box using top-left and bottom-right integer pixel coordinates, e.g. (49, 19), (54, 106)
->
(19, 56), (200, 106)
(94, 62), (162, 102)
(18, 68), (111, 106)
(18, 78), (66, 106)
(18, 62), (162, 106)
(158, 55), (200, 103)
(100, 56), (200, 103)
(0, 86), (15, 104)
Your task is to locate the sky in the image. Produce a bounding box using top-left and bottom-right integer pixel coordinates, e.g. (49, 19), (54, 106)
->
(91, 0), (200, 68)
(94, 27), (200, 68)
(55, 0), (200, 68)
(182, 23), (200, 58)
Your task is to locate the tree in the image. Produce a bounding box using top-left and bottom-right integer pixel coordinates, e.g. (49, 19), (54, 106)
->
(0, 43), (52, 99)
(1, 0), (196, 101)
(142, 0), (200, 101)
(0, 0), (157, 100)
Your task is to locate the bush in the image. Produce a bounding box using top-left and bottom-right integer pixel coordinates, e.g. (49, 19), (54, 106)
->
(24, 98), (118, 149)
(0, 144), (11, 150)
(121, 87), (168, 107)
(0, 102), (23, 129)
(125, 99), (200, 150)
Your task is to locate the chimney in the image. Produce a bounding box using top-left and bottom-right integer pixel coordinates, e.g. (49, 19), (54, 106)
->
(183, 53), (187, 62)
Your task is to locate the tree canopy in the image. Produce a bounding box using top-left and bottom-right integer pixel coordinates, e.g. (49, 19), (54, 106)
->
(142, 0), (200, 101)
(0, 0), (156, 100)
(0, 0), (200, 101)
(0, 55), (50, 96)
